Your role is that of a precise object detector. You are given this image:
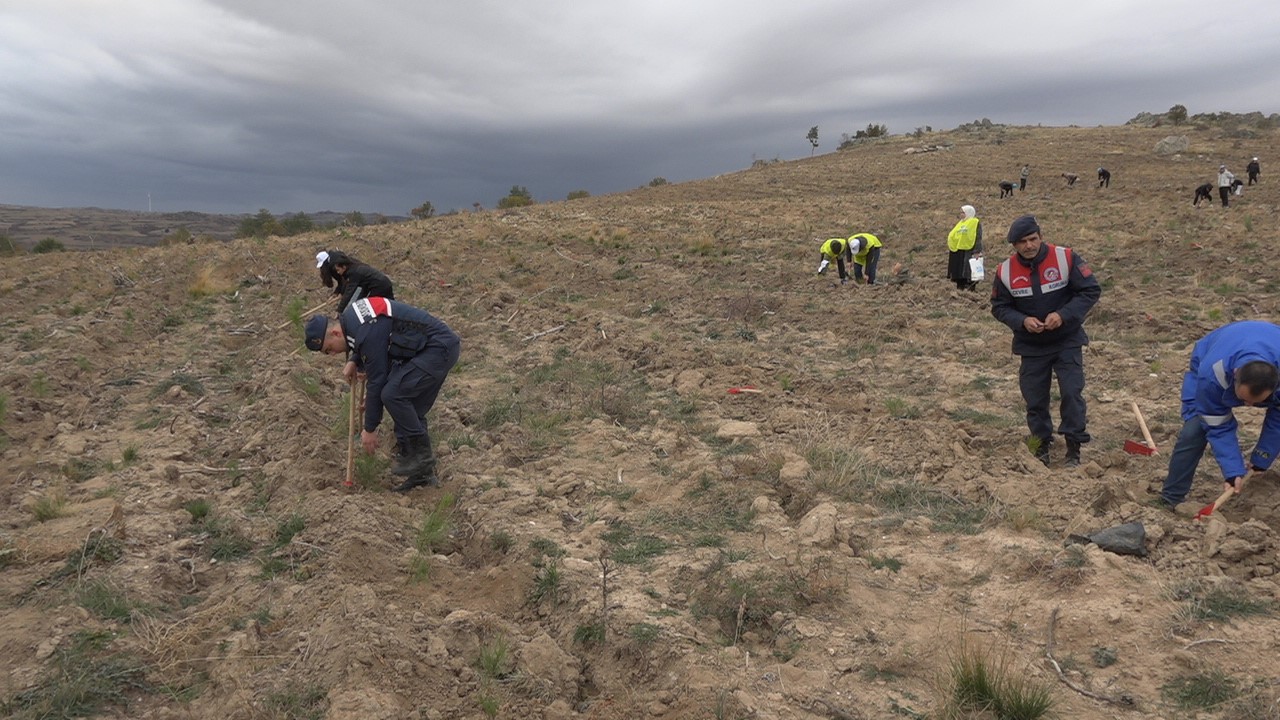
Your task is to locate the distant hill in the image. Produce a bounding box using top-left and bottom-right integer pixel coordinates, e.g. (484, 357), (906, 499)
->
(0, 205), (411, 251)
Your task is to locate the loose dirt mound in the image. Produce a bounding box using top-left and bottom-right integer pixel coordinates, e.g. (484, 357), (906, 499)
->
(3, 125), (1280, 719)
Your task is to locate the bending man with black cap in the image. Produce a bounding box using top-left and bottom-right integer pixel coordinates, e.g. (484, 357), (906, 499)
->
(305, 297), (460, 491)
(991, 215), (1101, 467)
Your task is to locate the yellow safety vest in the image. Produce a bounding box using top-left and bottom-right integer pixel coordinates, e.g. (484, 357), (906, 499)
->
(848, 233), (882, 264)
(820, 237), (847, 260)
(948, 217), (980, 252)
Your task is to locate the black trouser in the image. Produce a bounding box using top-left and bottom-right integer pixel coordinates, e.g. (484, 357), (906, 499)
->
(1219, 186), (1230, 207)
(947, 249), (977, 290)
(1249, 172), (1259, 185)
(853, 247), (881, 284)
(1020, 178), (1027, 191)
(380, 343), (460, 445)
(1018, 346), (1089, 445)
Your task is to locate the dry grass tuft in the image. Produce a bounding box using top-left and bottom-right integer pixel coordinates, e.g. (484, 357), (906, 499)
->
(188, 265), (236, 297)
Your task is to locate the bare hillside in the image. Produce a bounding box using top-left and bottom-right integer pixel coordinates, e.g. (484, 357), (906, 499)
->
(3, 124), (1280, 719)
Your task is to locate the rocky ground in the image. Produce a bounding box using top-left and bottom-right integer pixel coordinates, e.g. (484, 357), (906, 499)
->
(2, 122), (1280, 719)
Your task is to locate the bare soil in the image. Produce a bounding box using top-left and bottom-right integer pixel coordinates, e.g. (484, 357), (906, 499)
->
(3, 123), (1280, 719)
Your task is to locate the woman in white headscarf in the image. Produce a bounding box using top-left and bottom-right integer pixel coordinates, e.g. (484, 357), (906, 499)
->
(945, 204), (983, 291)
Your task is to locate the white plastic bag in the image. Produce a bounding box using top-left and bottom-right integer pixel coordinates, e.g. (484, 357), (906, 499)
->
(968, 257), (985, 282)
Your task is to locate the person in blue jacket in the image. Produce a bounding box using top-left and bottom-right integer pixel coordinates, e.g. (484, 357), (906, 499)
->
(1158, 321), (1280, 509)
(305, 297), (461, 492)
(991, 215), (1102, 467)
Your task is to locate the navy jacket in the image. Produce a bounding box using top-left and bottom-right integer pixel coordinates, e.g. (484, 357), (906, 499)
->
(340, 298), (460, 432)
(991, 242), (1101, 356)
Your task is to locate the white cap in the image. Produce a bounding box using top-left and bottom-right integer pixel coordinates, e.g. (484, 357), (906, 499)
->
(315, 250), (330, 268)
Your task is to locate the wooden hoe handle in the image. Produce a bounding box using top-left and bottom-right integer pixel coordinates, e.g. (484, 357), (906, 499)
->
(1130, 401), (1157, 452)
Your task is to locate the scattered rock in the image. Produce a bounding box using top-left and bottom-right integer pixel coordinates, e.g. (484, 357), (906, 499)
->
(715, 420), (759, 439)
(797, 503), (838, 546)
(1154, 135), (1189, 155)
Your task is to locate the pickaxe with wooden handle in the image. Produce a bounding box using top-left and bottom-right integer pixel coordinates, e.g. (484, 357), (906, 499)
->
(1123, 401), (1158, 456)
(344, 377), (364, 488)
(1194, 471), (1252, 521)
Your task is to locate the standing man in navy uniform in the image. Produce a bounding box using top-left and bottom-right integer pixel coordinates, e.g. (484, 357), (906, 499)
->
(991, 215), (1102, 467)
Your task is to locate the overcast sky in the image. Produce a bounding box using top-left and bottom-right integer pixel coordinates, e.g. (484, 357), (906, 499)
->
(1, 1), (1276, 217)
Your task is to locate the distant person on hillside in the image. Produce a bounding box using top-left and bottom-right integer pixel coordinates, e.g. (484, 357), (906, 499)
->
(1097, 168), (1111, 187)
(1061, 173), (1079, 187)
(847, 232), (883, 285)
(999, 181), (1016, 199)
(1019, 164), (1030, 191)
(317, 250), (395, 313)
(946, 205), (983, 291)
(991, 215), (1101, 468)
(1193, 183), (1214, 207)
(817, 237), (854, 285)
(305, 297), (461, 492)
(1217, 165), (1235, 207)
(1246, 157), (1260, 185)
(1156, 321), (1280, 511)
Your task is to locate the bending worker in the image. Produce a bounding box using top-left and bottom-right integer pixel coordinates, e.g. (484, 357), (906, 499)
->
(847, 232), (882, 285)
(1158, 321), (1280, 510)
(317, 250), (395, 313)
(305, 297), (461, 492)
(817, 237), (854, 284)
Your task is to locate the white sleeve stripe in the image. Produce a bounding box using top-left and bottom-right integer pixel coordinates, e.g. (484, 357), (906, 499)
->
(1212, 360), (1229, 389)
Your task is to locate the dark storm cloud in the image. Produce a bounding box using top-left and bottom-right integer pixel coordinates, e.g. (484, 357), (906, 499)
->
(1, 1), (1277, 216)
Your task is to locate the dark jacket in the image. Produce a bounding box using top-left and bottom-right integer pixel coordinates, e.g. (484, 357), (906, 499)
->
(340, 298), (460, 432)
(336, 263), (395, 313)
(991, 242), (1101, 356)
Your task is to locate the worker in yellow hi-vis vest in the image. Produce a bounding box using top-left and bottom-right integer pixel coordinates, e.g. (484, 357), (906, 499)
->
(946, 204), (984, 291)
(847, 233), (883, 285)
(817, 237), (853, 284)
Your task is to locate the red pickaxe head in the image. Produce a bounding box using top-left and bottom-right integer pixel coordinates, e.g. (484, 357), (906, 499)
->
(1123, 439), (1155, 456)
(1194, 474), (1252, 521)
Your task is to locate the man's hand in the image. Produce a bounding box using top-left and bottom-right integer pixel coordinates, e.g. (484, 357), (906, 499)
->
(1022, 316), (1046, 333)
(343, 360), (358, 383)
(1043, 312), (1063, 330)
(361, 429), (378, 454)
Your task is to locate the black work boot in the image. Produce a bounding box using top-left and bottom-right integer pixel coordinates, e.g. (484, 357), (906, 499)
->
(1065, 440), (1082, 468)
(1033, 438), (1052, 466)
(391, 435), (431, 477)
(393, 466), (439, 493)
(393, 437), (438, 492)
